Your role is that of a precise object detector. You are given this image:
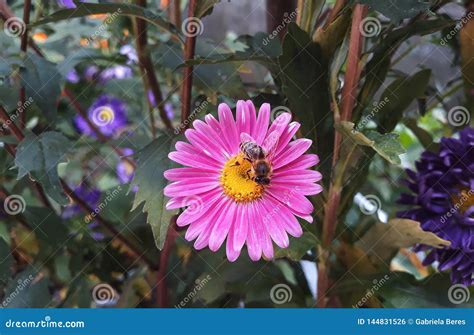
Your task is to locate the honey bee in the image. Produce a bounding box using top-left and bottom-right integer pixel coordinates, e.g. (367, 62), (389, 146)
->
(238, 132), (279, 185)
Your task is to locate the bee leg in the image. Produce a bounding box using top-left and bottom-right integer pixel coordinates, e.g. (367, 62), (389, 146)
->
(245, 169), (254, 180)
(230, 161), (240, 167)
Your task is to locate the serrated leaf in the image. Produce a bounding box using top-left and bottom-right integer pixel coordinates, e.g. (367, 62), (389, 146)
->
(131, 134), (178, 250)
(19, 54), (61, 122)
(14, 131), (70, 205)
(336, 121), (405, 164)
(31, 2), (180, 40)
(358, 0), (431, 22)
(357, 218), (451, 263)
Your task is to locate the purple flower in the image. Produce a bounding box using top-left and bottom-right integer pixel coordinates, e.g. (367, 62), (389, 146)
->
(147, 90), (174, 120)
(66, 68), (80, 83)
(84, 65), (100, 81)
(62, 184), (101, 219)
(116, 148), (135, 184)
(120, 45), (138, 64)
(58, 0), (81, 8)
(398, 127), (474, 286)
(74, 95), (129, 138)
(99, 65), (133, 83)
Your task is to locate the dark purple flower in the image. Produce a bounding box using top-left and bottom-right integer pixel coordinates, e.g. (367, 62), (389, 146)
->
(74, 95), (129, 138)
(398, 126), (474, 286)
(58, 0), (81, 8)
(62, 184), (101, 219)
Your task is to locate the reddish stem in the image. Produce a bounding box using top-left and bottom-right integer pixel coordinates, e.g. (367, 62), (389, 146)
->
(156, 220), (177, 307)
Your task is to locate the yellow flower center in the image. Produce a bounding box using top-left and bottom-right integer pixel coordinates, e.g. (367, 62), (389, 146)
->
(451, 188), (474, 214)
(220, 153), (264, 202)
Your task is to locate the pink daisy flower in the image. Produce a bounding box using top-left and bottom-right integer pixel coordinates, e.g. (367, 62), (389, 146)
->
(164, 101), (322, 262)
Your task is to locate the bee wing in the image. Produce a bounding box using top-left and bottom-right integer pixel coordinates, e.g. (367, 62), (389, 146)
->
(240, 132), (256, 144)
(262, 130), (279, 160)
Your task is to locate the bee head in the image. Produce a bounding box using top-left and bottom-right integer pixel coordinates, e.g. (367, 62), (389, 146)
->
(255, 176), (270, 185)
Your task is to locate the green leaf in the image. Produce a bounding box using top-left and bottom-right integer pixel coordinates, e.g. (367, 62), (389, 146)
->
(130, 133), (178, 250)
(22, 207), (69, 248)
(195, 0), (221, 18)
(15, 131), (71, 205)
(31, 2), (180, 40)
(275, 232), (319, 261)
(0, 237), (13, 284)
(2, 267), (52, 308)
(19, 54), (61, 122)
(337, 121), (406, 164)
(278, 23), (331, 176)
(358, 0), (431, 22)
(376, 69), (432, 132)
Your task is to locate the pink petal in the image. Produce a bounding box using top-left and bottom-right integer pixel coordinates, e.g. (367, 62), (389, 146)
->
(164, 167), (218, 181)
(193, 120), (231, 158)
(226, 222), (240, 262)
(267, 186), (314, 215)
(208, 202), (238, 251)
(185, 128), (227, 162)
(185, 198), (226, 240)
(253, 103), (270, 145)
(272, 169), (322, 183)
(265, 196), (303, 237)
(169, 151), (222, 170)
(236, 100), (251, 136)
(245, 100), (257, 137)
(267, 112), (292, 140)
(274, 122), (300, 156)
(270, 180), (323, 195)
(233, 204), (248, 252)
(194, 200), (231, 249)
(218, 103), (239, 154)
(272, 139), (312, 170)
(246, 203), (262, 261)
(164, 180), (218, 197)
(173, 188), (223, 226)
(279, 154), (320, 171)
(258, 200), (289, 248)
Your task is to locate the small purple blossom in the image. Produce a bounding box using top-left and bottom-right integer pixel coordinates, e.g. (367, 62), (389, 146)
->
(116, 148), (135, 184)
(120, 45), (138, 64)
(66, 68), (80, 83)
(398, 127), (474, 286)
(62, 184), (101, 219)
(74, 95), (129, 138)
(147, 90), (174, 120)
(99, 65), (133, 83)
(58, 0), (81, 8)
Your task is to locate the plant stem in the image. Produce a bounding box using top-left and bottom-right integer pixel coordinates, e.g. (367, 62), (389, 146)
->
(180, 0), (197, 123)
(18, 0), (31, 130)
(134, 0), (173, 134)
